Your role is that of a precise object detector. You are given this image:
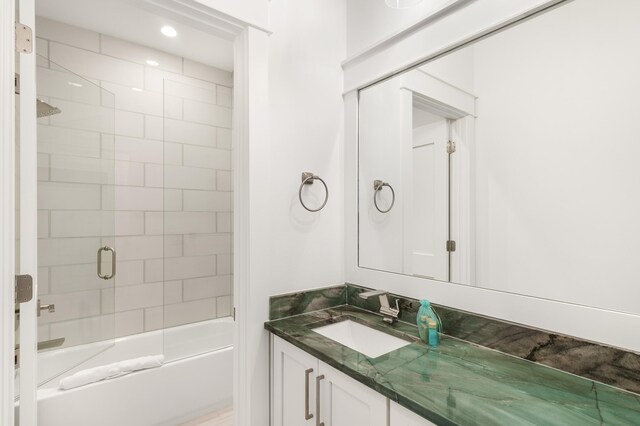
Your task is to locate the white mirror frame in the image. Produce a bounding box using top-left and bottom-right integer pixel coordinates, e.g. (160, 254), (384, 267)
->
(343, 0), (640, 352)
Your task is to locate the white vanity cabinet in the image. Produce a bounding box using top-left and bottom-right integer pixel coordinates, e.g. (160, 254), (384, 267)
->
(272, 336), (432, 426)
(272, 337), (319, 425)
(318, 361), (387, 426)
(390, 401), (437, 426)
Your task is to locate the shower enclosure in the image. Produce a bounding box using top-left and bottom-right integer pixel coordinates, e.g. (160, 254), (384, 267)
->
(15, 55), (117, 398)
(14, 18), (234, 424)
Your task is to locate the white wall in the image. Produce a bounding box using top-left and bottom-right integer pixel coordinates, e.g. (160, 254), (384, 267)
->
(243, 1), (347, 424)
(418, 48), (475, 95)
(196, 0), (268, 30)
(346, 0), (453, 56)
(358, 78), (406, 272)
(472, 0), (640, 314)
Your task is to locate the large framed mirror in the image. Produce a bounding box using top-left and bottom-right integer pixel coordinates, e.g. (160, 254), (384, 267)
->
(358, 0), (640, 315)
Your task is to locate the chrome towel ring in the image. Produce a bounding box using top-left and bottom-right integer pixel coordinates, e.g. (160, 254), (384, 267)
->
(373, 180), (395, 213)
(299, 172), (328, 212)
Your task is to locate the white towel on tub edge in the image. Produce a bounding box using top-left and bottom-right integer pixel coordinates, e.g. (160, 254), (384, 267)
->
(58, 354), (165, 390)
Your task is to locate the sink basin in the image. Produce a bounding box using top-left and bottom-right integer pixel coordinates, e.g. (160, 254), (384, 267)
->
(313, 320), (410, 358)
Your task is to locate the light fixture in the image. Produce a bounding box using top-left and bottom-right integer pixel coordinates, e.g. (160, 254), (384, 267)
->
(131, 87), (143, 92)
(385, 0), (424, 8)
(146, 59), (159, 67)
(160, 25), (177, 38)
(67, 81), (83, 88)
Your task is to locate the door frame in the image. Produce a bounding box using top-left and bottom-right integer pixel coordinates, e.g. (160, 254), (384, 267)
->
(0, 1), (269, 425)
(1, 0), (17, 424)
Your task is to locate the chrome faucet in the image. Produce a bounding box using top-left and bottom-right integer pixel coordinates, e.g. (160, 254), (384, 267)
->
(358, 290), (400, 324)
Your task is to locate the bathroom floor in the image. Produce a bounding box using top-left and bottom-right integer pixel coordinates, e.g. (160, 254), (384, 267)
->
(180, 406), (233, 426)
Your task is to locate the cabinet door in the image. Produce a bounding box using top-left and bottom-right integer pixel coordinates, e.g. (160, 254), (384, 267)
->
(273, 337), (319, 426)
(318, 361), (388, 426)
(390, 401), (437, 426)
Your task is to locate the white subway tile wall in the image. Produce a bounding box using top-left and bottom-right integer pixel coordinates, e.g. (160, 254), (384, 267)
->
(36, 17), (233, 347)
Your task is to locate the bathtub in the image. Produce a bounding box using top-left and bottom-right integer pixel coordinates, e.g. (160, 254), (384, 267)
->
(16, 317), (234, 426)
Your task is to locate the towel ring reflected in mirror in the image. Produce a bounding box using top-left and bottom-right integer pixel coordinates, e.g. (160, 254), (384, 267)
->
(373, 180), (395, 213)
(299, 172), (329, 212)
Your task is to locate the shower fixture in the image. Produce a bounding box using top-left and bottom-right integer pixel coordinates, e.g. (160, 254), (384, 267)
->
(15, 74), (63, 118)
(36, 99), (62, 118)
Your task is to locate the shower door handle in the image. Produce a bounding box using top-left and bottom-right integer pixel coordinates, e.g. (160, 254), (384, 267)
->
(97, 246), (116, 280)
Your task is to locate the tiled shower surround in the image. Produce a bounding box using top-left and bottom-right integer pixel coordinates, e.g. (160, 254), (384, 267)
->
(35, 17), (233, 347)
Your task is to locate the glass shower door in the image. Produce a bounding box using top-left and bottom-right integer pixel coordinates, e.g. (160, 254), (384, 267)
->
(31, 55), (116, 388)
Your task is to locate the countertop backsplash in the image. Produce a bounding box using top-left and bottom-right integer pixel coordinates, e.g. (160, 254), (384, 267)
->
(269, 283), (640, 395)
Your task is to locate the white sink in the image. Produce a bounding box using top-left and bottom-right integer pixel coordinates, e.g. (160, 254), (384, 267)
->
(313, 320), (410, 358)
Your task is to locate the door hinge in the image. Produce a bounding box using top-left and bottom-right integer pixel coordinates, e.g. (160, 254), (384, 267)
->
(15, 274), (34, 304)
(15, 23), (33, 54)
(14, 73), (20, 94)
(447, 140), (456, 154)
(232, 307), (236, 321)
(446, 240), (456, 252)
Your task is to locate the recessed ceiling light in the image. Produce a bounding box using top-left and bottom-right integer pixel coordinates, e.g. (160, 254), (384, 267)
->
(161, 25), (177, 38)
(68, 81), (83, 88)
(131, 87), (143, 92)
(146, 59), (159, 67)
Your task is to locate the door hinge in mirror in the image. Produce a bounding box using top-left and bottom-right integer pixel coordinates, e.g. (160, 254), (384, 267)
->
(446, 240), (456, 252)
(447, 140), (456, 154)
(15, 274), (34, 304)
(15, 23), (33, 54)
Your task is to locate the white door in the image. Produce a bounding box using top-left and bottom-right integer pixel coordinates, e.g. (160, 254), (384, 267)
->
(15, 0), (40, 423)
(404, 102), (450, 281)
(272, 337), (318, 426)
(318, 361), (388, 426)
(12, 3), (118, 424)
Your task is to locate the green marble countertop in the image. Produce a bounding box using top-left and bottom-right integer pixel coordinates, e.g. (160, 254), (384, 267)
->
(265, 306), (640, 426)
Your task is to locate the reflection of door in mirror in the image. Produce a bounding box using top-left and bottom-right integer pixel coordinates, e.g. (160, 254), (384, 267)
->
(358, 0), (640, 315)
(359, 66), (476, 283)
(406, 103), (449, 280)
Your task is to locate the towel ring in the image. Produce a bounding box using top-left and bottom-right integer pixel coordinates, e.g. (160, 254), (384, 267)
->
(299, 172), (328, 212)
(373, 180), (395, 214)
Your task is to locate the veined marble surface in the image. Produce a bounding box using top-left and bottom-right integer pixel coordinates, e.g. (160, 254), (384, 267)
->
(345, 284), (640, 394)
(265, 306), (640, 425)
(269, 284), (640, 394)
(269, 285), (346, 320)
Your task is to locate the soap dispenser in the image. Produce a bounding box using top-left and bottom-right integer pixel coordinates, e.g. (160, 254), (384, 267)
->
(416, 299), (441, 345)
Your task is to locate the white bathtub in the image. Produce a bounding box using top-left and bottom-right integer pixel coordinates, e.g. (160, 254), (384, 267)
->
(16, 318), (234, 426)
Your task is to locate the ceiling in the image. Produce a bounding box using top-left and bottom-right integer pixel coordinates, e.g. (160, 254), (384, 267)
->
(36, 0), (234, 71)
